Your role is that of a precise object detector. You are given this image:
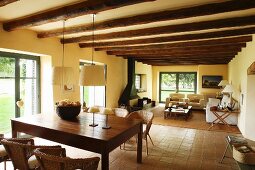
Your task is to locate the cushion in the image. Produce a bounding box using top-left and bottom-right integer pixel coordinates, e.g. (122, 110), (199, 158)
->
(171, 98), (179, 101)
(190, 99), (200, 103)
(0, 145), (7, 157)
(28, 155), (39, 169)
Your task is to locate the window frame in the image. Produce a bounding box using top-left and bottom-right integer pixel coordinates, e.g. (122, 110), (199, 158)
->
(159, 72), (197, 103)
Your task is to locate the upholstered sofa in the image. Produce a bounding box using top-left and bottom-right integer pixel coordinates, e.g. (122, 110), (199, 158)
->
(165, 93), (185, 108)
(205, 98), (238, 125)
(186, 94), (206, 110)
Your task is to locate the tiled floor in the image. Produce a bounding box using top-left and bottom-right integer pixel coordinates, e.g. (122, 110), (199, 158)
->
(0, 124), (238, 170)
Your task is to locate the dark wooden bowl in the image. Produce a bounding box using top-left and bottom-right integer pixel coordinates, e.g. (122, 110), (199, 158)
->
(56, 106), (81, 120)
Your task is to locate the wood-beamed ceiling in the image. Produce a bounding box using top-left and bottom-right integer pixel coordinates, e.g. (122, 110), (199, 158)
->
(0, 0), (255, 65)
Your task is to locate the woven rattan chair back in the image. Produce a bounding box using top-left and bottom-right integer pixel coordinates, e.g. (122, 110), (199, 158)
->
(113, 108), (129, 118)
(127, 110), (154, 154)
(1, 138), (35, 170)
(34, 148), (100, 170)
(0, 134), (9, 170)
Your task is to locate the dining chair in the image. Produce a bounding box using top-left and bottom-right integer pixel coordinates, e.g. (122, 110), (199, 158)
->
(1, 138), (62, 170)
(112, 108), (129, 118)
(0, 134), (9, 170)
(34, 147), (100, 170)
(126, 110), (154, 155)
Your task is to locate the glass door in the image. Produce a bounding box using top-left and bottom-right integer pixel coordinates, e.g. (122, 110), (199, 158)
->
(0, 52), (40, 134)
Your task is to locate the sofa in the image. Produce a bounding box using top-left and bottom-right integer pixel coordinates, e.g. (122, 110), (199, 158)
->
(205, 98), (238, 125)
(186, 94), (206, 110)
(165, 93), (185, 108)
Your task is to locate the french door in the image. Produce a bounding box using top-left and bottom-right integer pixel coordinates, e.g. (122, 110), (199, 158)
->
(0, 52), (40, 133)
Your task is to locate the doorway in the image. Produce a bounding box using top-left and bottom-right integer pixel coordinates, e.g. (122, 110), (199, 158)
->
(0, 52), (40, 133)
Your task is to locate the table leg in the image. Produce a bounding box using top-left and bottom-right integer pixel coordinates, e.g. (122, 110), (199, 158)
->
(137, 123), (142, 163)
(101, 152), (109, 170)
(11, 121), (17, 138)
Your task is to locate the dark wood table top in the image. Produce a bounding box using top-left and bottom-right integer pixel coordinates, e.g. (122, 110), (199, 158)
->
(12, 112), (141, 141)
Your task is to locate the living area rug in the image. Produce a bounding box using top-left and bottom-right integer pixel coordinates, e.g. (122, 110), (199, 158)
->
(152, 105), (240, 133)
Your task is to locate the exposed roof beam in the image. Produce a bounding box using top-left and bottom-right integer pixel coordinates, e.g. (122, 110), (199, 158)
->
(65, 15), (255, 43)
(0, 0), (18, 7)
(107, 48), (242, 56)
(133, 55), (234, 60)
(94, 37), (251, 51)
(79, 27), (255, 47)
(37, 0), (255, 38)
(143, 60), (230, 65)
(120, 52), (238, 58)
(85, 36), (251, 49)
(3, 0), (154, 31)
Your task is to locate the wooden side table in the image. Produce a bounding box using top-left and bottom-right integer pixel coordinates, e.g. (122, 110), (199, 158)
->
(208, 108), (239, 130)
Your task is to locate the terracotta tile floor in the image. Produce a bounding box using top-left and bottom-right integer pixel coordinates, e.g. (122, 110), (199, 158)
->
(0, 124), (239, 170)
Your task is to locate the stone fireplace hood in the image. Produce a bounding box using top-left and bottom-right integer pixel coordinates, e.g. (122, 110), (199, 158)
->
(118, 58), (140, 106)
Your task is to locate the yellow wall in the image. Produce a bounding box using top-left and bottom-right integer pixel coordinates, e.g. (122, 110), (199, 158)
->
(228, 34), (255, 140)
(198, 65), (228, 94)
(135, 62), (152, 99)
(0, 24), (127, 112)
(152, 65), (228, 102)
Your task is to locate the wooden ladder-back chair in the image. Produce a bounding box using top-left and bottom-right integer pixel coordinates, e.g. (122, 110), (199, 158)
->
(0, 134), (9, 170)
(34, 148), (100, 170)
(1, 138), (62, 170)
(127, 110), (154, 155)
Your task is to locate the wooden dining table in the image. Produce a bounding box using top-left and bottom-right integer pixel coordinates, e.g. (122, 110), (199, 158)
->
(11, 112), (143, 170)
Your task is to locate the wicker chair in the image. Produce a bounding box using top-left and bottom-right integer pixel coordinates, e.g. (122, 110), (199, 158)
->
(126, 110), (154, 155)
(1, 138), (62, 170)
(0, 134), (9, 170)
(34, 148), (100, 170)
(112, 108), (129, 118)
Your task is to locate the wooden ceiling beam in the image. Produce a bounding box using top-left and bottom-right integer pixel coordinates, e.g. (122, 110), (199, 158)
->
(95, 39), (250, 51)
(133, 56), (234, 60)
(64, 15), (255, 43)
(79, 27), (255, 47)
(108, 50), (240, 56)
(121, 52), (237, 58)
(3, 0), (154, 31)
(142, 60), (230, 65)
(37, 0), (255, 38)
(107, 46), (242, 55)
(0, 0), (18, 7)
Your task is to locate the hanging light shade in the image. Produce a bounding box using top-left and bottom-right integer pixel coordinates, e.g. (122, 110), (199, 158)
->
(52, 66), (74, 85)
(79, 65), (106, 86)
(51, 20), (74, 89)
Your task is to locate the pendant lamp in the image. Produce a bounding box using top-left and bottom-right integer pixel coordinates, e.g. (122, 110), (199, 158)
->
(79, 14), (106, 86)
(52, 20), (74, 90)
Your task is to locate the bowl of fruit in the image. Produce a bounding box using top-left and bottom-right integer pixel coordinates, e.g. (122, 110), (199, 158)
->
(56, 99), (81, 120)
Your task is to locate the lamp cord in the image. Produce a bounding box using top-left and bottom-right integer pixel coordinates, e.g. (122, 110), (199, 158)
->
(92, 14), (95, 65)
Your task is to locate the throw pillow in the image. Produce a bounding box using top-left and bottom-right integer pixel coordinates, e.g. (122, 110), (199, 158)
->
(190, 99), (200, 103)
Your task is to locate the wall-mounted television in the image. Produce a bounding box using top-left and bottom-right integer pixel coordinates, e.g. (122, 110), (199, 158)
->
(202, 75), (222, 88)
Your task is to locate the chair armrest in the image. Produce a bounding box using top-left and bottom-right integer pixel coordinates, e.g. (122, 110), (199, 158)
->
(165, 97), (170, 108)
(199, 99), (206, 107)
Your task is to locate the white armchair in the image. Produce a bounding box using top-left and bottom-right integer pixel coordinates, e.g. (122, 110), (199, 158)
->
(206, 98), (238, 125)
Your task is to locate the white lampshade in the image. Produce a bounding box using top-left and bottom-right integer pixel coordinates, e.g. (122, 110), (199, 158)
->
(102, 108), (114, 115)
(52, 66), (74, 85)
(88, 107), (100, 113)
(222, 84), (234, 93)
(218, 80), (229, 87)
(79, 65), (106, 86)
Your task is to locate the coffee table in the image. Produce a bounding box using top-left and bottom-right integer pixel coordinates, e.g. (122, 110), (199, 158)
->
(164, 106), (192, 120)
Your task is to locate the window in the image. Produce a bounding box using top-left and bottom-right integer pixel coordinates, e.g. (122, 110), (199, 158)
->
(135, 74), (141, 90)
(0, 52), (40, 133)
(159, 72), (197, 103)
(79, 62), (106, 107)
